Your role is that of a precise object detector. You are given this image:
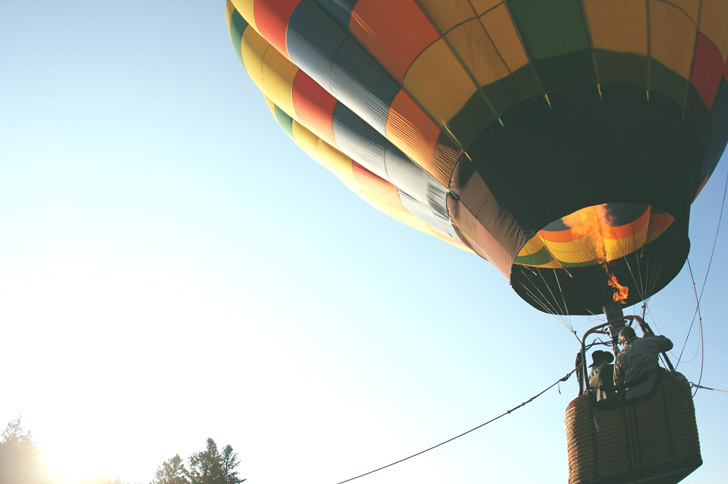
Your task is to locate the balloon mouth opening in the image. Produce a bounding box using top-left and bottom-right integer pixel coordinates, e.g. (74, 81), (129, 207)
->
(514, 203), (675, 270)
(510, 203), (688, 315)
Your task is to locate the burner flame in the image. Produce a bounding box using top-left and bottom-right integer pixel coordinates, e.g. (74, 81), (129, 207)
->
(562, 205), (629, 304)
(607, 272), (629, 303)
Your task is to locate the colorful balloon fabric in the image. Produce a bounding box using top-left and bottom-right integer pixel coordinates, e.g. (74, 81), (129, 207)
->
(227, 0), (728, 315)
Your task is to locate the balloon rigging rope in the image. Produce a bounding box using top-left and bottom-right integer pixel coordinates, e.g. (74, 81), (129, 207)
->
(518, 282), (556, 314)
(552, 267), (572, 324)
(613, 220), (646, 302)
(535, 268), (565, 316)
(515, 238), (575, 330)
(334, 368), (578, 484)
(678, 259), (706, 398)
(642, 244), (668, 310)
(633, 238), (649, 303)
(693, 293), (705, 398)
(521, 284), (565, 323)
(676, 259), (703, 367)
(516, 269), (571, 329)
(675, 165), (728, 393)
(527, 271), (573, 331)
(644, 255), (660, 307)
(515, 279), (580, 343)
(689, 383), (728, 394)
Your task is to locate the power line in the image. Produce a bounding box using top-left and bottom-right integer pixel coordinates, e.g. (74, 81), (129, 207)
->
(335, 369), (577, 484)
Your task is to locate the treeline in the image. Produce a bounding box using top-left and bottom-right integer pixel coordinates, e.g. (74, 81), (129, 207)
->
(0, 418), (245, 484)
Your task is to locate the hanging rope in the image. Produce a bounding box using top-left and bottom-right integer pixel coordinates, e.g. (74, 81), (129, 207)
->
(335, 369), (578, 484)
(552, 267), (573, 327)
(518, 271), (574, 332)
(675, 164), (728, 383)
(692, 294), (705, 397)
(690, 383), (728, 394)
(617, 221), (647, 303)
(676, 259), (703, 368)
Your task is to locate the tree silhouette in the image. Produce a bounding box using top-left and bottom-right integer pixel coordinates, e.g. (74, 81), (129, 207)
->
(219, 445), (243, 484)
(153, 438), (244, 484)
(151, 454), (190, 484)
(0, 416), (50, 484)
(187, 438), (223, 484)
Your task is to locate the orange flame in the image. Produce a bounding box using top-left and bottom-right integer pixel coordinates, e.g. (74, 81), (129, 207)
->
(561, 205), (614, 263)
(607, 272), (629, 303)
(562, 205), (629, 304)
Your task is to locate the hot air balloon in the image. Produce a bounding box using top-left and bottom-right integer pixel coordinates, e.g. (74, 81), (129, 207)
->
(225, 1), (727, 482)
(225, 0), (728, 317)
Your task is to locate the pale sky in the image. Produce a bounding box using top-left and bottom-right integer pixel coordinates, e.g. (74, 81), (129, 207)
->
(1, 2), (727, 484)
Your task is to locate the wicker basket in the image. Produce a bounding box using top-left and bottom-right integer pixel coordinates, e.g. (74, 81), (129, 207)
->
(565, 371), (701, 484)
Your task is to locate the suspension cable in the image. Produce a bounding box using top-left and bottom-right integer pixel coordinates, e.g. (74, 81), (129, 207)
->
(690, 383), (728, 394)
(536, 267), (569, 319)
(616, 220), (646, 302)
(519, 272), (574, 332)
(693, 304), (705, 397)
(677, 260), (702, 367)
(676, 165), (728, 370)
(335, 369), (578, 484)
(552, 267), (572, 325)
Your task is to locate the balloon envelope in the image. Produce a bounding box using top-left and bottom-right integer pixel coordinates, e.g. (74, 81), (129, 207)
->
(227, 0), (728, 315)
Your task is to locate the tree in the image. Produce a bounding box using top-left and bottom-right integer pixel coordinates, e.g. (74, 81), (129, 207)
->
(220, 445), (244, 484)
(0, 417), (50, 484)
(187, 438), (224, 484)
(1, 417), (36, 449)
(151, 454), (190, 484)
(184, 438), (244, 484)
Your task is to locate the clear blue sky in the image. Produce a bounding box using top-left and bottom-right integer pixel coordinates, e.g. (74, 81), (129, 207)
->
(1, 2), (726, 484)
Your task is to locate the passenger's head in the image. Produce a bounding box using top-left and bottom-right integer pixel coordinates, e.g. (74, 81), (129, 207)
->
(589, 350), (614, 367)
(618, 326), (637, 346)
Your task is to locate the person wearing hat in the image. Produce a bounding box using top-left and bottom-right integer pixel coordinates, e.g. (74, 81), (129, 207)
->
(613, 325), (673, 400)
(588, 350), (616, 403)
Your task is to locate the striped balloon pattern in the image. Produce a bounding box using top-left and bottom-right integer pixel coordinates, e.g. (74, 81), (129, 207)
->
(227, 0), (728, 315)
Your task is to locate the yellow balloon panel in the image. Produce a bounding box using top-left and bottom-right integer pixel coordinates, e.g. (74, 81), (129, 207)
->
(471, 0), (502, 16)
(446, 19), (511, 86)
(417, 0), (477, 33)
(584, 0), (648, 55)
(260, 48), (297, 118)
(230, 0), (256, 31)
(480, 4), (530, 74)
(403, 39), (480, 126)
(650, 0), (697, 79)
(239, 26), (268, 90)
(664, 0), (701, 21)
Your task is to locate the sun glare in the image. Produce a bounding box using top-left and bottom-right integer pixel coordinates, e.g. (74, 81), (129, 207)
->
(9, 256), (243, 484)
(36, 399), (147, 484)
(42, 449), (100, 484)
